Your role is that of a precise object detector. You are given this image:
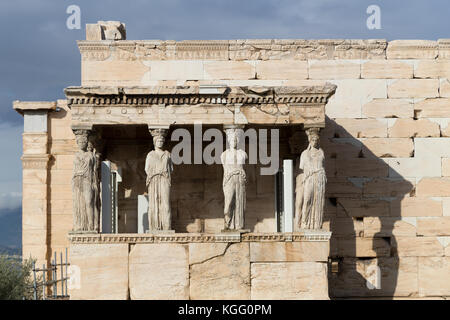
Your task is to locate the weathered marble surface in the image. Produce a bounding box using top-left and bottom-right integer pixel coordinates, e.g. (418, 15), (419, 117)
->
(251, 262), (329, 300)
(189, 242), (250, 300)
(129, 243), (189, 299)
(69, 234), (331, 300)
(250, 241), (329, 262)
(69, 244), (129, 300)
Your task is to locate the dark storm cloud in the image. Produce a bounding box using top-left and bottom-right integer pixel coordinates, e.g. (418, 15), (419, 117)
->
(1, 0), (449, 125)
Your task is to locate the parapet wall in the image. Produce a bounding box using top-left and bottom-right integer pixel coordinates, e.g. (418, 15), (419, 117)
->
(68, 232), (331, 300)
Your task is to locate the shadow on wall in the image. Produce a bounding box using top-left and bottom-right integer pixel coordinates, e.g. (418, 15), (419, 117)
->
(321, 116), (413, 299)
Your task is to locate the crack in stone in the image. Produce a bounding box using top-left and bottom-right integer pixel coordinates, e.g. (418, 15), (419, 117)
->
(189, 243), (232, 267)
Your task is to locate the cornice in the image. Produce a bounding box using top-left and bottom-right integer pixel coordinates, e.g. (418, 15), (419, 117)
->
(65, 84), (337, 107)
(13, 101), (57, 116)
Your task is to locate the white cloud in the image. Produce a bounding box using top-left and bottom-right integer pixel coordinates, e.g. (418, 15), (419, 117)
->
(0, 192), (21, 212)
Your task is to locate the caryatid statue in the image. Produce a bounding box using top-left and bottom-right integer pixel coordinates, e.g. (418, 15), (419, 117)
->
(87, 139), (101, 233)
(145, 128), (173, 231)
(72, 130), (99, 232)
(221, 128), (248, 231)
(295, 128), (327, 230)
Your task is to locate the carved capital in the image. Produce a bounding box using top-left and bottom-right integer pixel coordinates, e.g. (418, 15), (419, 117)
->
(21, 154), (51, 170)
(305, 127), (321, 138)
(73, 129), (91, 137)
(71, 122), (94, 132)
(148, 126), (169, 144)
(223, 124), (245, 130)
(149, 128), (168, 138)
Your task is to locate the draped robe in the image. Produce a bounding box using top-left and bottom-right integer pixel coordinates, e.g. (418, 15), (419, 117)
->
(72, 150), (96, 231)
(145, 150), (173, 231)
(221, 148), (247, 230)
(298, 146), (327, 230)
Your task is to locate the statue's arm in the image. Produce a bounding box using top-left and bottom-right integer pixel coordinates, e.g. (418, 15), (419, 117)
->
(168, 151), (173, 173)
(299, 151), (305, 171)
(144, 154), (150, 175)
(220, 151), (226, 166)
(320, 149), (326, 167)
(295, 155), (305, 228)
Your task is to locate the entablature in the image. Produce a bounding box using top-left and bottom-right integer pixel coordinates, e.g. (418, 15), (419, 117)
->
(65, 84), (336, 129)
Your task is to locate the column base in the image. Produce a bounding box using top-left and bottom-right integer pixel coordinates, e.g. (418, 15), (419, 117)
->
(69, 230), (99, 235)
(221, 228), (251, 234)
(145, 229), (176, 234)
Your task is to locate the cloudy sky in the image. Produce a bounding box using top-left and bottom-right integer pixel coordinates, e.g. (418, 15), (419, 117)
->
(0, 0), (449, 244)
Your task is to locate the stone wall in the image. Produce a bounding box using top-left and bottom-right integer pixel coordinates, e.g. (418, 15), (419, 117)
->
(23, 38), (450, 299)
(68, 234), (330, 300)
(47, 100), (77, 257)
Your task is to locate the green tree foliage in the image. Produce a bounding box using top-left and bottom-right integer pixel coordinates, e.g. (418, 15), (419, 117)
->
(0, 255), (38, 300)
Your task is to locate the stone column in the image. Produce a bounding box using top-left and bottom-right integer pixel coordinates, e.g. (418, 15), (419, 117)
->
(13, 101), (56, 268)
(145, 126), (174, 233)
(71, 127), (100, 233)
(221, 125), (249, 232)
(295, 127), (327, 231)
(89, 130), (103, 233)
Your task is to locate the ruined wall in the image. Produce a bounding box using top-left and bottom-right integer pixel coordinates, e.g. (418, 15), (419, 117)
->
(35, 38), (450, 299)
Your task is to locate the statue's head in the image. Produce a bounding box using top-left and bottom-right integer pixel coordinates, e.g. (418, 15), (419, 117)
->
(154, 136), (165, 149)
(74, 130), (89, 151)
(151, 129), (167, 149)
(306, 128), (320, 149)
(226, 129), (241, 149)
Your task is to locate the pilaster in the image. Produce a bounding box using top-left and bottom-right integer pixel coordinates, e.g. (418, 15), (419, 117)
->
(14, 101), (55, 267)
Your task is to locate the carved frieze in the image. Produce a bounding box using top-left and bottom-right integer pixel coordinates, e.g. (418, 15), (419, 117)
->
(78, 42), (111, 61)
(68, 232), (332, 244)
(438, 39), (450, 59)
(175, 40), (229, 60)
(78, 39), (388, 61)
(76, 38), (450, 61)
